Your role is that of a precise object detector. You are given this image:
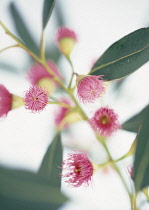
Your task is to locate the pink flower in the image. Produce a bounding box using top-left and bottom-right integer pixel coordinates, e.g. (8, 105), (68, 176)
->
(89, 107), (121, 137)
(27, 60), (61, 86)
(56, 27), (77, 56)
(0, 85), (12, 117)
(77, 75), (106, 103)
(54, 98), (73, 128)
(23, 86), (49, 112)
(61, 151), (94, 187)
(56, 27), (77, 42)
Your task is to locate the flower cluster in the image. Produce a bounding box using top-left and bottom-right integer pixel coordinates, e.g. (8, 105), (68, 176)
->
(0, 26), (122, 190)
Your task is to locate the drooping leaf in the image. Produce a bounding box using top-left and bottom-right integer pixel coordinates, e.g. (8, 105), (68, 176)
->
(122, 105), (149, 133)
(0, 166), (67, 210)
(9, 2), (39, 56)
(42, 0), (55, 29)
(133, 107), (149, 191)
(90, 28), (149, 81)
(38, 133), (62, 188)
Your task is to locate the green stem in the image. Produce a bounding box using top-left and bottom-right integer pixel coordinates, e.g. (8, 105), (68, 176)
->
(0, 44), (19, 53)
(48, 101), (72, 108)
(0, 21), (41, 63)
(42, 61), (68, 92)
(67, 56), (75, 89)
(68, 90), (88, 121)
(115, 151), (133, 163)
(97, 135), (134, 208)
(98, 152), (133, 168)
(132, 193), (138, 210)
(98, 139), (136, 170)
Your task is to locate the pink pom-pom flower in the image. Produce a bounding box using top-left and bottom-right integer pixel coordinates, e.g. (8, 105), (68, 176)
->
(61, 150), (94, 187)
(23, 86), (49, 113)
(56, 27), (77, 56)
(0, 84), (12, 117)
(89, 106), (121, 137)
(27, 60), (61, 87)
(77, 75), (106, 104)
(54, 98), (73, 129)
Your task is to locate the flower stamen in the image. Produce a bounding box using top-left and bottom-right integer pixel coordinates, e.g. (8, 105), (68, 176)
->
(100, 115), (110, 125)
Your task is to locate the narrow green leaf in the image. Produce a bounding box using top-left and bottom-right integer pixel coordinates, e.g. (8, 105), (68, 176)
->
(0, 166), (67, 210)
(133, 108), (149, 191)
(122, 105), (149, 133)
(90, 28), (149, 81)
(38, 133), (62, 188)
(42, 0), (55, 29)
(9, 2), (39, 56)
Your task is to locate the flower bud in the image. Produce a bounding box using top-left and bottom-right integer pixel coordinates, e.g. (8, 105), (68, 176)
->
(56, 27), (77, 57)
(0, 84), (24, 117)
(27, 60), (62, 95)
(37, 78), (56, 95)
(11, 95), (24, 109)
(54, 98), (82, 129)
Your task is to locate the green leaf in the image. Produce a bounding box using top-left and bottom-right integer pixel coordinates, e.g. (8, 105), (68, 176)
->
(133, 107), (149, 192)
(122, 105), (149, 133)
(0, 166), (67, 210)
(38, 133), (62, 188)
(42, 0), (55, 29)
(90, 28), (149, 81)
(9, 2), (39, 56)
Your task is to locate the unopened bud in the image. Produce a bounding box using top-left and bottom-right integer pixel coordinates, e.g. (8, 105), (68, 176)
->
(11, 95), (24, 109)
(56, 27), (77, 57)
